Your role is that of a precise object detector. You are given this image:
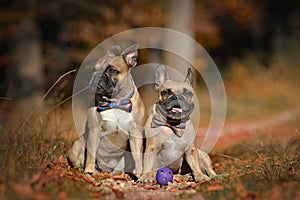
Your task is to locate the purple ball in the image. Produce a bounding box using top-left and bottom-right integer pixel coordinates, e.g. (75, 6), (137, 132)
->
(156, 167), (173, 185)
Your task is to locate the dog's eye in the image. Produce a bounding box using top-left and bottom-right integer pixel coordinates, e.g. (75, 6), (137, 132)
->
(161, 89), (172, 97)
(183, 88), (193, 97)
(106, 66), (119, 75)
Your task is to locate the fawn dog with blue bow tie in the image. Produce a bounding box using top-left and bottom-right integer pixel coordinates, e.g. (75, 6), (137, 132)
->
(67, 44), (145, 176)
(138, 65), (216, 183)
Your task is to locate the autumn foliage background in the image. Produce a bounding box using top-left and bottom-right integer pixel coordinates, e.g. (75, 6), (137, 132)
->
(0, 0), (299, 199)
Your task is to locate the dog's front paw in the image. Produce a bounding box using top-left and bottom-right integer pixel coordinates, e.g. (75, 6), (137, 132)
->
(193, 172), (210, 182)
(85, 165), (96, 174)
(205, 168), (217, 178)
(137, 173), (156, 183)
(137, 177), (156, 184)
(134, 172), (143, 179)
(173, 174), (193, 182)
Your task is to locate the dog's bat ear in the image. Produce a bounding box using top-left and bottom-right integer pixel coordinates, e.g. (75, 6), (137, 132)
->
(122, 44), (139, 68)
(155, 64), (169, 90)
(184, 68), (194, 88)
(106, 45), (122, 57)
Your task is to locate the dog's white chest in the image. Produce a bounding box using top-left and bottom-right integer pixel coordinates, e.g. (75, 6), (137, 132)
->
(99, 109), (133, 133)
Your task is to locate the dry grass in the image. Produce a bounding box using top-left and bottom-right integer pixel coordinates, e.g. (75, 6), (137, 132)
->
(192, 47), (300, 127)
(0, 108), (72, 179)
(224, 54), (300, 122)
(202, 133), (300, 200)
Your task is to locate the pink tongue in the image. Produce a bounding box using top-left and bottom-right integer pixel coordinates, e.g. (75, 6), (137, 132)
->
(172, 107), (182, 113)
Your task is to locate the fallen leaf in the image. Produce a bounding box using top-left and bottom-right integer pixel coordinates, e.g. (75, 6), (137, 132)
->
(90, 192), (102, 198)
(206, 185), (223, 192)
(35, 175), (52, 191)
(143, 184), (160, 190)
(57, 170), (67, 178)
(28, 172), (42, 185)
(234, 183), (248, 197)
(191, 194), (205, 200)
(0, 184), (6, 196)
(81, 174), (95, 184)
(111, 173), (127, 180)
(112, 188), (125, 199)
(57, 155), (67, 164)
(167, 188), (178, 192)
(289, 167), (296, 176)
(66, 171), (73, 176)
(13, 184), (49, 200)
(58, 191), (67, 199)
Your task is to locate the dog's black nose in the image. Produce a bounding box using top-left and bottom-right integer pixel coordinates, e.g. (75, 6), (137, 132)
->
(96, 72), (107, 81)
(172, 95), (183, 101)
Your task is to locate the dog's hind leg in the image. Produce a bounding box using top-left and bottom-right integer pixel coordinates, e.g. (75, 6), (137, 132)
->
(198, 149), (217, 177)
(67, 135), (85, 168)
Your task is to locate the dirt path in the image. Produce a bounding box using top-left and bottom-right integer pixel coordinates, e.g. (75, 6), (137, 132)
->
(212, 107), (300, 150)
(222, 107), (300, 135)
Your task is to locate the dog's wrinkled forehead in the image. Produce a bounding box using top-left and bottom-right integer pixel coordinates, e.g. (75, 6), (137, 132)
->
(92, 44), (139, 74)
(161, 80), (194, 94)
(94, 56), (128, 73)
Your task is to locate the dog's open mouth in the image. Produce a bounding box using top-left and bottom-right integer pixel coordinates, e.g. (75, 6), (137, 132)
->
(171, 105), (182, 113)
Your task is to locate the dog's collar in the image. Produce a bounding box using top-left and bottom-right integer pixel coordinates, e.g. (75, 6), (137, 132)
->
(96, 91), (134, 113)
(151, 113), (186, 137)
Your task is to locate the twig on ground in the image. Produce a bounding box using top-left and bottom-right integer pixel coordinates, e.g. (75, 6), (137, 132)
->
(211, 153), (243, 161)
(239, 143), (263, 159)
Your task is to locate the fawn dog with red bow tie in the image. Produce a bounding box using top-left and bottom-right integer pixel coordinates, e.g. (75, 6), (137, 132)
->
(138, 65), (216, 183)
(67, 44), (145, 176)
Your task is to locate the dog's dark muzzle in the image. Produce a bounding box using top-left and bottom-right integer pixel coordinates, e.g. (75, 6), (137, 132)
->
(170, 94), (184, 101)
(162, 95), (187, 110)
(158, 95), (194, 122)
(90, 72), (114, 95)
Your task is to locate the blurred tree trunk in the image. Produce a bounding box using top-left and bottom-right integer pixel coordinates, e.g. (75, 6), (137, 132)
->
(162, 0), (204, 131)
(7, 18), (44, 111)
(163, 0), (195, 75)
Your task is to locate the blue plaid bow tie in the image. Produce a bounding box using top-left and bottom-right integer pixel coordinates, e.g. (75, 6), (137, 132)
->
(96, 92), (134, 113)
(97, 99), (132, 113)
(151, 113), (186, 137)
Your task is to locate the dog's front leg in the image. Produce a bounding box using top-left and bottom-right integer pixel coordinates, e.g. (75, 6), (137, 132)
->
(85, 107), (101, 174)
(185, 142), (209, 182)
(138, 135), (157, 183)
(128, 122), (143, 177)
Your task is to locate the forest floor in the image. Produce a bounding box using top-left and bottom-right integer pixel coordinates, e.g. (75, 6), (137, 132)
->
(0, 104), (299, 200)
